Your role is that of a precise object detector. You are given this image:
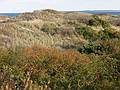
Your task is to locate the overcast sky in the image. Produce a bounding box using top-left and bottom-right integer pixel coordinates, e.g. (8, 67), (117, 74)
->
(0, 0), (120, 13)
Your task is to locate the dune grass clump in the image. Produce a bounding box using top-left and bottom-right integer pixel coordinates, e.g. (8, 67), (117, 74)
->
(41, 23), (58, 35)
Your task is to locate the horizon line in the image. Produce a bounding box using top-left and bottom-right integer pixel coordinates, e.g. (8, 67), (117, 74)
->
(0, 9), (120, 13)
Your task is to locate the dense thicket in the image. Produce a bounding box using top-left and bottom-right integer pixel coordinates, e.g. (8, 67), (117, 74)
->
(0, 45), (119, 90)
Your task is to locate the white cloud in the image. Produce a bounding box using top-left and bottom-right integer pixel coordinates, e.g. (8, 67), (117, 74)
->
(0, 0), (120, 13)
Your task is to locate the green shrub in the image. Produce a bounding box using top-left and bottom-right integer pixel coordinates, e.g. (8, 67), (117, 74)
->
(88, 19), (99, 26)
(75, 25), (97, 40)
(89, 15), (110, 29)
(41, 23), (58, 35)
(98, 28), (120, 39)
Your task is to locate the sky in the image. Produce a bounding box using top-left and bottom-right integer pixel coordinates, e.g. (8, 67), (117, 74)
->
(0, 0), (120, 13)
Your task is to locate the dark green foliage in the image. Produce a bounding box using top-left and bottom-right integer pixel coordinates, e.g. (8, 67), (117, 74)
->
(89, 15), (110, 29)
(75, 25), (97, 40)
(77, 39), (120, 56)
(88, 19), (99, 26)
(41, 23), (58, 35)
(77, 39), (120, 89)
(98, 28), (120, 39)
(75, 21), (120, 41)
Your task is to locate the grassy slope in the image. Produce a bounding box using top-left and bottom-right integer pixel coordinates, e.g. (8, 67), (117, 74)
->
(0, 9), (120, 90)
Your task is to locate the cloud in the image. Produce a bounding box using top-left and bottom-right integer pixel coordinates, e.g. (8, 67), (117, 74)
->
(0, 0), (120, 13)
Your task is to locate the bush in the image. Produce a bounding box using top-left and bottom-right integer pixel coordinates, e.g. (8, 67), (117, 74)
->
(98, 28), (120, 39)
(41, 23), (58, 35)
(88, 19), (99, 26)
(89, 15), (110, 29)
(75, 25), (97, 40)
(0, 46), (119, 90)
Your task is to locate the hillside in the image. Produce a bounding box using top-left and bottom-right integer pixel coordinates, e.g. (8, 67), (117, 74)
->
(0, 9), (120, 49)
(0, 9), (120, 90)
(0, 10), (91, 48)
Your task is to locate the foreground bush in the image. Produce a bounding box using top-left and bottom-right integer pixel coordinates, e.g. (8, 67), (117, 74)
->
(0, 46), (119, 90)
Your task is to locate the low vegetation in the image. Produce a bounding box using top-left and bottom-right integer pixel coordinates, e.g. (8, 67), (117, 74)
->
(41, 23), (58, 35)
(0, 9), (120, 90)
(0, 46), (119, 90)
